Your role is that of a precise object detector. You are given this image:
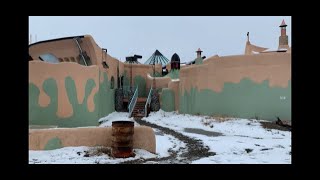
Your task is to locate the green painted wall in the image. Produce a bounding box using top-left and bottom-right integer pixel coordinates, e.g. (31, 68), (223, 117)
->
(97, 73), (115, 117)
(123, 70), (130, 87)
(122, 71), (147, 97)
(179, 78), (291, 121)
(29, 71), (115, 127)
(166, 69), (180, 79)
(99, 72), (115, 118)
(161, 89), (175, 112)
(195, 57), (203, 65)
(44, 137), (62, 150)
(134, 75), (146, 97)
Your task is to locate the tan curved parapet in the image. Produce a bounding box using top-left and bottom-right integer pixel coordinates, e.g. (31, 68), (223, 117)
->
(85, 35), (124, 84)
(29, 35), (98, 66)
(29, 35), (123, 88)
(244, 41), (269, 55)
(146, 73), (171, 89)
(180, 52), (291, 94)
(203, 55), (219, 64)
(29, 61), (100, 117)
(29, 126), (156, 154)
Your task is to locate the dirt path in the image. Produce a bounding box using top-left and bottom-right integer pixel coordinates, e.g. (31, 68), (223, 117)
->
(120, 118), (216, 164)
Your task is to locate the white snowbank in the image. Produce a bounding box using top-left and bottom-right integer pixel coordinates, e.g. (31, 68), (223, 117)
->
(143, 110), (291, 164)
(29, 146), (157, 164)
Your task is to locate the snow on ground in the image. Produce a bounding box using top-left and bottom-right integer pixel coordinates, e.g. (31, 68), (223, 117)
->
(29, 146), (156, 164)
(142, 110), (214, 132)
(29, 133), (184, 164)
(30, 111), (291, 164)
(154, 128), (186, 157)
(29, 112), (186, 164)
(143, 110), (291, 164)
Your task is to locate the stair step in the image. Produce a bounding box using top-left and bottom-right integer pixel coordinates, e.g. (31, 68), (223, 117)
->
(133, 114), (144, 117)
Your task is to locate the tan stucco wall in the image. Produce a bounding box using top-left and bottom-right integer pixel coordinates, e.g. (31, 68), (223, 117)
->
(123, 64), (162, 94)
(29, 35), (98, 65)
(124, 64), (161, 79)
(180, 52), (291, 94)
(29, 35), (123, 87)
(203, 55), (219, 64)
(286, 47), (291, 53)
(166, 63), (172, 71)
(29, 61), (100, 117)
(168, 80), (180, 111)
(86, 35), (124, 85)
(146, 73), (171, 89)
(244, 41), (268, 55)
(29, 126), (156, 153)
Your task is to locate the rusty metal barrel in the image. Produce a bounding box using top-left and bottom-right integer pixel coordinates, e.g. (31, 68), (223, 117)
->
(111, 121), (135, 158)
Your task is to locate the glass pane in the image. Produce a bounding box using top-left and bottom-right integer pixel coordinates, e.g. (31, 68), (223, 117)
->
(39, 53), (60, 64)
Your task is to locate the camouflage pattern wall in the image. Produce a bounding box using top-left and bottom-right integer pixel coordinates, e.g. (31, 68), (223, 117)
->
(29, 61), (114, 127)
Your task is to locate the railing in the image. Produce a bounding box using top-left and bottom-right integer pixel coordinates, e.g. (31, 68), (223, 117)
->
(73, 37), (88, 66)
(144, 86), (153, 117)
(128, 86), (138, 117)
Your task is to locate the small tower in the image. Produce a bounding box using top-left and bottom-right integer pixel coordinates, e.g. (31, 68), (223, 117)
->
(171, 53), (180, 70)
(196, 48), (202, 58)
(279, 19), (289, 49)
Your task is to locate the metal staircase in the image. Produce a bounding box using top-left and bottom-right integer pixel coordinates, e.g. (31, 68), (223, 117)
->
(131, 98), (147, 119)
(128, 86), (153, 119)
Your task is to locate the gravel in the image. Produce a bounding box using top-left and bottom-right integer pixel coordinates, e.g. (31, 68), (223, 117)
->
(120, 117), (216, 164)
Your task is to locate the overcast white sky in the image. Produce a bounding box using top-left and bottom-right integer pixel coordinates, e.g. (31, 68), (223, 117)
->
(29, 16), (291, 63)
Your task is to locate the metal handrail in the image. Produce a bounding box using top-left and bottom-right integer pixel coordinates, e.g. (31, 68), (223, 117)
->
(144, 86), (153, 117)
(73, 37), (87, 66)
(128, 86), (138, 117)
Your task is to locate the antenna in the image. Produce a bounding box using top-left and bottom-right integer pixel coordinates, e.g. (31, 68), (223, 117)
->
(35, 34), (37, 42)
(29, 34), (32, 44)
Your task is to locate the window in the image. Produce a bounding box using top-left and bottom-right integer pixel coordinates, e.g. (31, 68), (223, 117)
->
(70, 57), (76, 62)
(110, 76), (114, 89)
(58, 58), (63, 62)
(78, 53), (92, 66)
(38, 53), (60, 63)
(64, 57), (70, 62)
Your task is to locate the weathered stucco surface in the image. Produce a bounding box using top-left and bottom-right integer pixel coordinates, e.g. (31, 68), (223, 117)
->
(29, 126), (156, 153)
(179, 52), (291, 120)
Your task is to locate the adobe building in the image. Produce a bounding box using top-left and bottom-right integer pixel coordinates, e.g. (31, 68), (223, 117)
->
(29, 20), (291, 128)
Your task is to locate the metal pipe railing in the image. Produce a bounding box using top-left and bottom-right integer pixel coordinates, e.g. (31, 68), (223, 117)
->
(73, 37), (88, 66)
(144, 86), (153, 117)
(128, 86), (138, 117)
